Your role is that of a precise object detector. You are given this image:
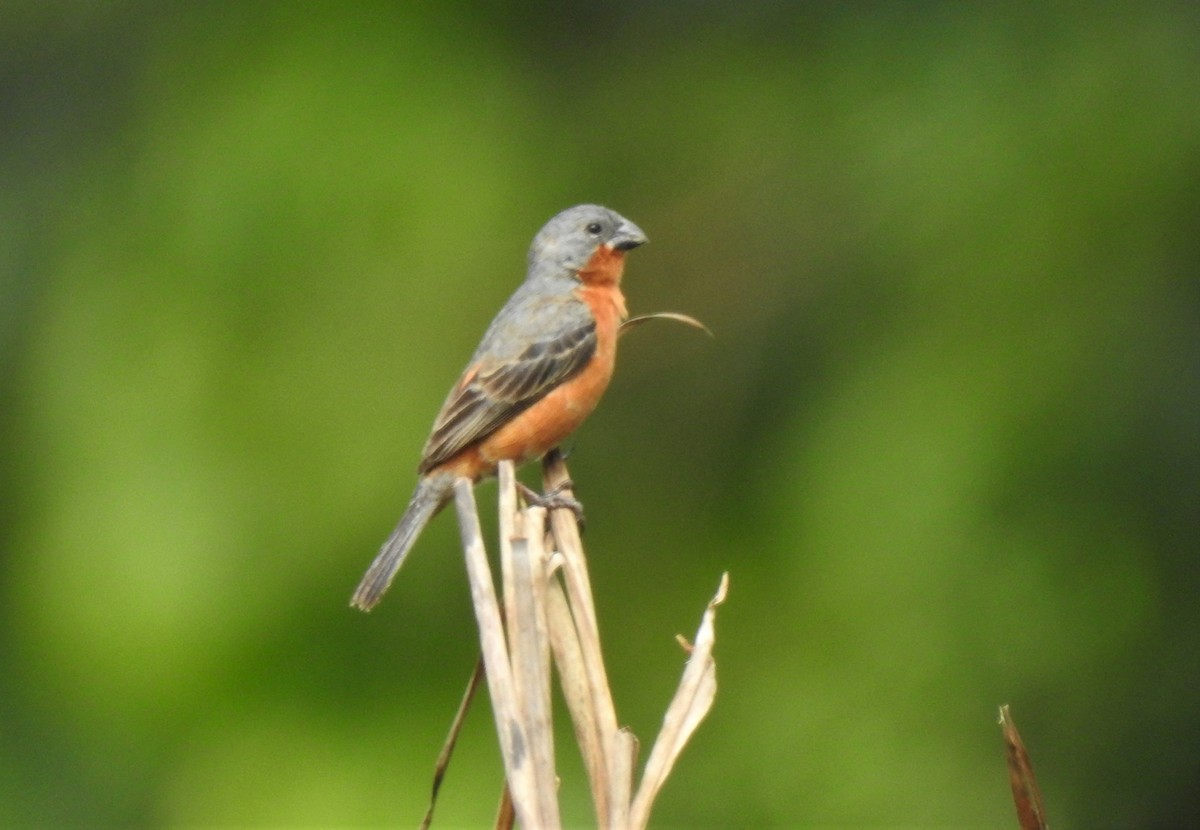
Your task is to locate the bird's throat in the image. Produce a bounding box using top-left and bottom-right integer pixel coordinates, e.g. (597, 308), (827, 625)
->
(577, 246), (626, 288)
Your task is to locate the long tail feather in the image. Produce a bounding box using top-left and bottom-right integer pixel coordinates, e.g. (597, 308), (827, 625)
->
(351, 472), (455, 611)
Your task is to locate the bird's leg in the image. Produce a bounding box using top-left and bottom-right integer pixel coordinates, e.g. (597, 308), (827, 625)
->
(517, 480), (585, 530)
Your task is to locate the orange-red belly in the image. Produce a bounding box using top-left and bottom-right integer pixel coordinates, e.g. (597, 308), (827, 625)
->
(477, 345), (614, 465)
(438, 282), (624, 480)
(434, 250), (628, 481)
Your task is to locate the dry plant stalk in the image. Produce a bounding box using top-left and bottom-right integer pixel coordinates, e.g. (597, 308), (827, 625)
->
(999, 704), (1050, 830)
(451, 453), (727, 830)
(420, 657), (486, 830)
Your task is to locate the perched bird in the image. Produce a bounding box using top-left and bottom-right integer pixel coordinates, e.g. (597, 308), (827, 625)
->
(351, 204), (647, 611)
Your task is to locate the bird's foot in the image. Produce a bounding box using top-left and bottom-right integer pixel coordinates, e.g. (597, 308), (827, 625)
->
(518, 480), (585, 530)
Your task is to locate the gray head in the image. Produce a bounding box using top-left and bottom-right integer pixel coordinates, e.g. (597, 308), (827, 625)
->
(527, 204), (647, 274)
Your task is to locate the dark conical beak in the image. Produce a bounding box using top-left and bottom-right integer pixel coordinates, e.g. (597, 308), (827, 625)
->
(609, 219), (648, 252)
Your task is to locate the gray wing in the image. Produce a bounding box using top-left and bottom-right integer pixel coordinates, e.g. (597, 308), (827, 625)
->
(417, 291), (595, 474)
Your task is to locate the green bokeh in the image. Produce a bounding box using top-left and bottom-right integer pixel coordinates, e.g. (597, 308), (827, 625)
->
(3, 3), (1197, 827)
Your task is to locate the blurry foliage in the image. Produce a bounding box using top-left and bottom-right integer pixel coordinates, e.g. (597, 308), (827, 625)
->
(2, 2), (1198, 827)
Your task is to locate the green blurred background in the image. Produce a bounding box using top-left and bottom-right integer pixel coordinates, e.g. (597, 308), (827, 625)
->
(3, 2), (1197, 827)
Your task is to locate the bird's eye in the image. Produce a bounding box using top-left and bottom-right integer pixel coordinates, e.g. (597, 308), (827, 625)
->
(586, 222), (603, 235)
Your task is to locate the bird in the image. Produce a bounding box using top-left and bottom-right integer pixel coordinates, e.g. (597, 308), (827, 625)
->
(351, 204), (647, 611)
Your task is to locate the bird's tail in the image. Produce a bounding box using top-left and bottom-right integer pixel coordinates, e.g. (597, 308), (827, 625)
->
(351, 472), (456, 611)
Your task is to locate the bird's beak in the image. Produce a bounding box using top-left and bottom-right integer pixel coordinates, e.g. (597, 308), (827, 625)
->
(608, 220), (648, 252)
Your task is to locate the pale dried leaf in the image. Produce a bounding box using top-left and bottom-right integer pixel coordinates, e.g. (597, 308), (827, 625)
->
(545, 579), (611, 826)
(999, 704), (1050, 830)
(507, 505), (559, 828)
(629, 573), (728, 829)
(619, 311), (713, 338)
(454, 478), (541, 829)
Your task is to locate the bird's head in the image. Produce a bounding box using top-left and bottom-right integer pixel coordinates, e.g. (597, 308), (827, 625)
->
(528, 204), (647, 275)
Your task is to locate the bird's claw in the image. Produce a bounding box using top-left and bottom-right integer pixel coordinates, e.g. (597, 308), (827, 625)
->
(518, 481), (586, 530)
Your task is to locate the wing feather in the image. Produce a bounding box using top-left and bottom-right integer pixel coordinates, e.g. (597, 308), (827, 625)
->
(417, 297), (596, 473)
